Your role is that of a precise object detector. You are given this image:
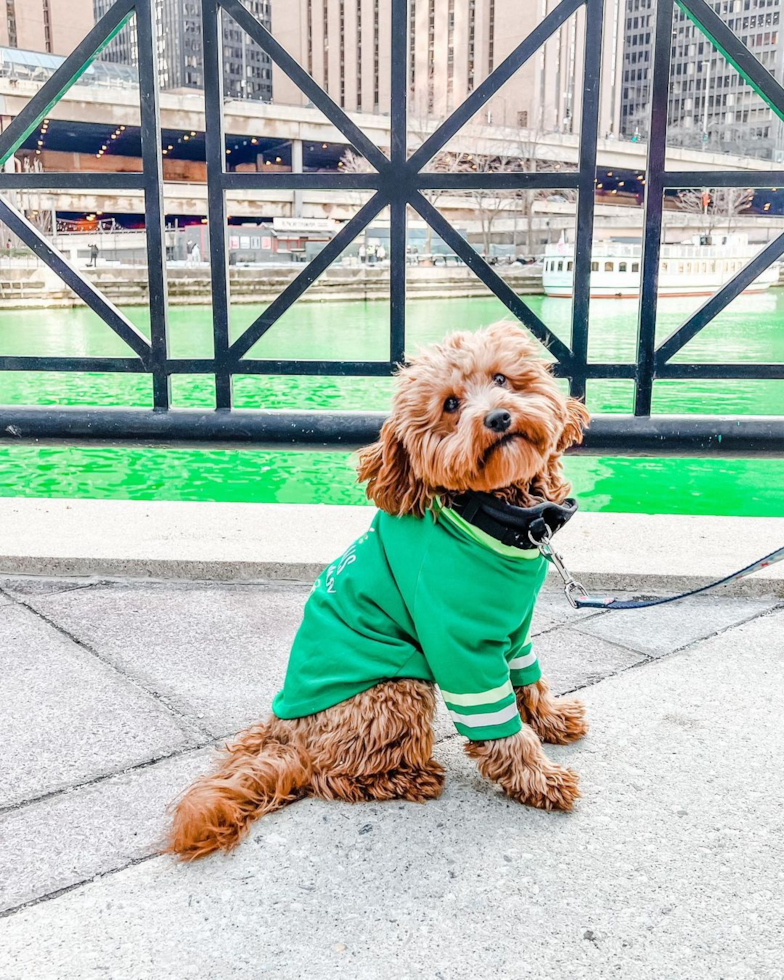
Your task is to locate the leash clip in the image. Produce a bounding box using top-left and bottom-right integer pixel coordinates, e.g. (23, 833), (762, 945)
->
(534, 527), (588, 609)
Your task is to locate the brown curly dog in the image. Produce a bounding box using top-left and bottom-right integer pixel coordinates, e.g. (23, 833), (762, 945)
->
(167, 321), (590, 860)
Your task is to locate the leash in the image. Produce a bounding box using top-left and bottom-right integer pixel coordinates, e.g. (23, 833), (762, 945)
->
(534, 527), (784, 610)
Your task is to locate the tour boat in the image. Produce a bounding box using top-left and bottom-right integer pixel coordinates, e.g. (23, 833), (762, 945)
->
(542, 234), (780, 299)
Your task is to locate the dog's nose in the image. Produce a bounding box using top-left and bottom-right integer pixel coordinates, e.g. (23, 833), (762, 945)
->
(484, 409), (512, 433)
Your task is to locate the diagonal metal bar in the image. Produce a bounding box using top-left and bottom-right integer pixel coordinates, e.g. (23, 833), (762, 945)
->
(0, 196), (150, 359)
(136, 0), (170, 409)
(407, 0), (584, 173)
(633, 0), (674, 417)
(655, 232), (784, 365)
(229, 192), (389, 360)
(677, 0), (784, 122)
(409, 191), (573, 364)
(218, 0), (389, 173)
(569, 0), (603, 400)
(0, 0), (136, 166)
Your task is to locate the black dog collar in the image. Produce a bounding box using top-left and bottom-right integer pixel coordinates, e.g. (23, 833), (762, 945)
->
(449, 491), (578, 550)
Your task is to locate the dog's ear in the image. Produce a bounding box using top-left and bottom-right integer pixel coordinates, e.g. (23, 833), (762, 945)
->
(557, 397), (590, 452)
(357, 420), (430, 516)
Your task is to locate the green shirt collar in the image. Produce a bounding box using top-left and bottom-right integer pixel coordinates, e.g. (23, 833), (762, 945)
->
(432, 496), (542, 560)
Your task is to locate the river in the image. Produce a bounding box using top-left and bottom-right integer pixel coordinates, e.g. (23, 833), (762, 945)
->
(1, 292), (783, 515)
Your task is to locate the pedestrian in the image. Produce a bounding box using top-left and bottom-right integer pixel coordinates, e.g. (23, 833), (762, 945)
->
(368, 244), (377, 266)
(186, 239), (194, 266)
(358, 242), (366, 264)
(377, 244), (386, 262)
(88, 242), (99, 267)
(191, 243), (201, 265)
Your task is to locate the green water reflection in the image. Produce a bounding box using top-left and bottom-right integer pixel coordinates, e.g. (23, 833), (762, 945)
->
(1, 294), (783, 514)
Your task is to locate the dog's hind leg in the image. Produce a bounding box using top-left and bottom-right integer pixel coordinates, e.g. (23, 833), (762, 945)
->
(515, 677), (588, 745)
(465, 723), (580, 811)
(307, 679), (445, 803)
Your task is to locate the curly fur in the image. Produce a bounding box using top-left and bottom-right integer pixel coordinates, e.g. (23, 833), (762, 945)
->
(167, 322), (590, 860)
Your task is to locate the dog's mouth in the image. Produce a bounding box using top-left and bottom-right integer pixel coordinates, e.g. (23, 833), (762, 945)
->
(479, 431), (525, 467)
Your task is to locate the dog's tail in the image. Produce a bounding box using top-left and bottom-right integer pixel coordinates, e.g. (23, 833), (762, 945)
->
(164, 722), (311, 861)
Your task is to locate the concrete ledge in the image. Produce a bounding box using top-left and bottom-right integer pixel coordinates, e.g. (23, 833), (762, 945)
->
(1, 497), (783, 595)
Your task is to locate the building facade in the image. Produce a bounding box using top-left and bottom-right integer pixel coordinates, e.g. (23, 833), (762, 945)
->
(621, 0), (784, 161)
(273, 0), (624, 139)
(94, 0), (273, 101)
(1, 0), (94, 55)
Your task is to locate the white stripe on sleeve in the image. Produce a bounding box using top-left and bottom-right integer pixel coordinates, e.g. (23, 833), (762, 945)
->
(448, 702), (520, 728)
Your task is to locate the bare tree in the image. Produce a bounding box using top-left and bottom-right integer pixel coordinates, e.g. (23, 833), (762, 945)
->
(676, 186), (754, 237)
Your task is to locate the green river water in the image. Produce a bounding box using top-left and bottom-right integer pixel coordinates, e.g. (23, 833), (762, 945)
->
(1, 292), (783, 515)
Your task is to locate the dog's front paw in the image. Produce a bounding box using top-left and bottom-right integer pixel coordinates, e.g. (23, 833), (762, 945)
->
(502, 761), (580, 812)
(529, 695), (588, 745)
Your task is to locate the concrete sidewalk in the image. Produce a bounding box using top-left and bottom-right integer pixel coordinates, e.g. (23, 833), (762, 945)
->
(1, 575), (783, 979)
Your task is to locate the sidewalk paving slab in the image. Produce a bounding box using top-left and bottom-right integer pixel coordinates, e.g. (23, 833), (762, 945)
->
(22, 583), (309, 739)
(1, 608), (781, 980)
(573, 594), (780, 658)
(0, 604), (195, 808)
(529, 628), (648, 692)
(0, 748), (213, 914)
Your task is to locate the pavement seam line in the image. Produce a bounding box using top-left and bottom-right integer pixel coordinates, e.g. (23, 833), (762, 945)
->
(0, 853), (162, 920)
(0, 740), (220, 817)
(562, 602), (784, 694)
(8, 594), (214, 742)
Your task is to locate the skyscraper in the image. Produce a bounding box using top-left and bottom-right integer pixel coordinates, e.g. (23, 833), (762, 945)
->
(2, 0), (94, 56)
(93, 0), (273, 101)
(273, 0), (625, 139)
(621, 0), (784, 161)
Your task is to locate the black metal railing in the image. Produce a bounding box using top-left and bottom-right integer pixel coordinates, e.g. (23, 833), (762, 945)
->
(1, 0), (783, 454)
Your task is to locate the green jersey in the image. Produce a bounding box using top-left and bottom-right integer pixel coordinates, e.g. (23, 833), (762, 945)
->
(272, 500), (548, 741)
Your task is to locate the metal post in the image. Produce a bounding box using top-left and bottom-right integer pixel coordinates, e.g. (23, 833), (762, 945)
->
(634, 0), (674, 417)
(569, 0), (603, 401)
(136, 0), (171, 409)
(389, 0), (408, 365)
(202, 0), (233, 409)
(291, 138), (304, 218)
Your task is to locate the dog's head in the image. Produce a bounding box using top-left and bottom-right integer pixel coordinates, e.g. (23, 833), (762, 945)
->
(358, 321), (590, 515)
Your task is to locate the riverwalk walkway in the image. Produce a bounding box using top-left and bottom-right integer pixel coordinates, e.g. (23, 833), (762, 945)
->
(0, 502), (783, 978)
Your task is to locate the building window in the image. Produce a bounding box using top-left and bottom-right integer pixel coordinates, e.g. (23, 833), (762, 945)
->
(358, 0), (363, 110)
(324, 0), (329, 93)
(409, 0), (415, 92)
(42, 0), (52, 52)
(488, 0), (495, 71)
(427, 0), (434, 111)
(373, 0), (379, 111)
(6, 0), (17, 47)
(518, 110), (528, 128)
(446, 0), (455, 110)
(467, 0), (475, 91)
(339, 0), (345, 107)
(307, 0), (313, 76)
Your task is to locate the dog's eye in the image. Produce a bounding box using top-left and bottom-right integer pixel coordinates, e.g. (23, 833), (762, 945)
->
(443, 395), (460, 414)
(493, 373), (507, 386)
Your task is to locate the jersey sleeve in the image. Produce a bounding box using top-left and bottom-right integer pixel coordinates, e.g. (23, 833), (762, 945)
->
(412, 552), (523, 742)
(507, 611), (542, 689)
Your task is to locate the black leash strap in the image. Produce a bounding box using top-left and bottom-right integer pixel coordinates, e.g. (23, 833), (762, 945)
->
(534, 528), (784, 610)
